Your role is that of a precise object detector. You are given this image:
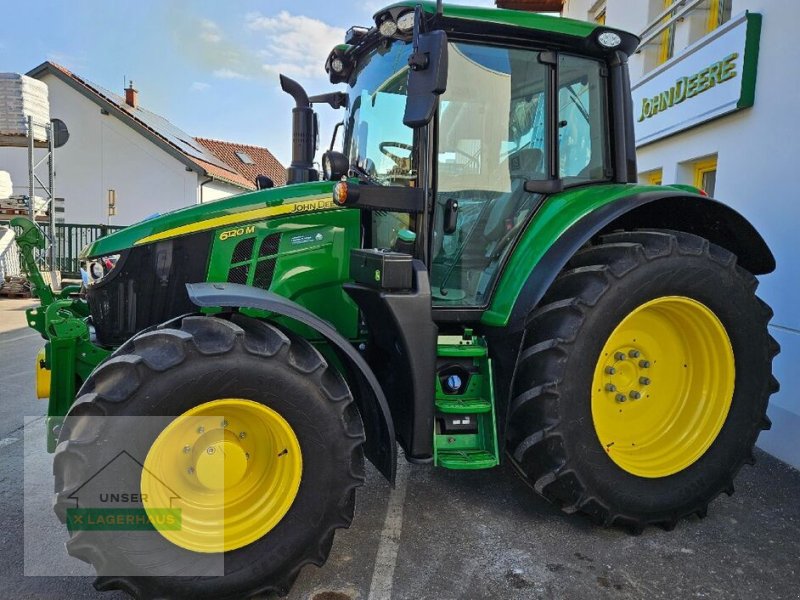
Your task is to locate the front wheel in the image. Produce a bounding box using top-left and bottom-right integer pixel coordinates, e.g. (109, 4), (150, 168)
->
(507, 229), (779, 531)
(53, 314), (365, 599)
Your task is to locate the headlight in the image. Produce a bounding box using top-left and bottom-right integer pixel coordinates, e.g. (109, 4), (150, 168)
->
(396, 11), (415, 33)
(378, 18), (397, 37)
(86, 254), (120, 285)
(597, 31), (622, 49)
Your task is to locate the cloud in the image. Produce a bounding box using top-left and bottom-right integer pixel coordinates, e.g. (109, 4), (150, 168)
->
(246, 11), (344, 80)
(212, 68), (248, 79)
(199, 19), (222, 43)
(45, 51), (88, 72)
(190, 81), (211, 91)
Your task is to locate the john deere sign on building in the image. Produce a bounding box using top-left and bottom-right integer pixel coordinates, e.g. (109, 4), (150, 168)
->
(632, 12), (761, 146)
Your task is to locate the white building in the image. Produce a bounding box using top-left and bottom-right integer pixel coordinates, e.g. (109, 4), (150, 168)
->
(560, 0), (799, 467)
(0, 62), (286, 226)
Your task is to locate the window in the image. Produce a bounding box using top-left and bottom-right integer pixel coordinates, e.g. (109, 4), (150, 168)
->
(430, 47), (609, 307)
(707, 0), (732, 33)
(558, 54), (609, 182)
(432, 42), (549, 306)
(235, 151), (255, 165)
(343, 40), (414, 187)
(659, 0), (676, 65)
(640, 169), (663, 186)
(693, 156), (717, 196)
(658, 0), (733, 65)
(342, 40), (414, 250)
(590, 1), (607, 25)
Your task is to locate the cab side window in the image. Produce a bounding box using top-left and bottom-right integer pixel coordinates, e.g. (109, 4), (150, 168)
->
(558, 54), (609, 182)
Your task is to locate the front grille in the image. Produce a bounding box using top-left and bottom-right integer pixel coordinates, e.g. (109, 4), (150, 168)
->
(86, 232), (212, 347)
(259, 233), (280, 257)
(227, 264), (250, 284)
(232, 237), (255, 263)
(253, 258), (276, 289)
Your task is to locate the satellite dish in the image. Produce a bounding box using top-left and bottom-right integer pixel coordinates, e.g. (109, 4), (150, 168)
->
(51, 118), (69, 148)
(255, 175), (274, 190)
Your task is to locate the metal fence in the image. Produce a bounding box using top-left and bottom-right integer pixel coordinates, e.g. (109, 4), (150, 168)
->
(0, 221), (125, 279)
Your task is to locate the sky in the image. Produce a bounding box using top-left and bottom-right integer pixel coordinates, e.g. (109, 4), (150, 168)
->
(0, 0), (496, 166)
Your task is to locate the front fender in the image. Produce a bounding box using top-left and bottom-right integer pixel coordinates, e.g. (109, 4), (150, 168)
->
(186, 282), (396, 483)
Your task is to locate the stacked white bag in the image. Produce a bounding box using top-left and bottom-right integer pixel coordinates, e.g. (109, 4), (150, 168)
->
(0, 170), (12, 200)
(0, 73), (50, 142)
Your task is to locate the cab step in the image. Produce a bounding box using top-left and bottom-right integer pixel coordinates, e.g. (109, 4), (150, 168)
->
(433, 331), (499, 470)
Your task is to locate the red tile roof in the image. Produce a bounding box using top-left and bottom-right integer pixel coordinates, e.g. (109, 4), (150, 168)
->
(27, 62), (285, 191)
(195, 138), (287, 188)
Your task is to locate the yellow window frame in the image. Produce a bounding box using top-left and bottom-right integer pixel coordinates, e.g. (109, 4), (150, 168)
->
(594, 8), (606, 25)
(658, 0), (675, 65)
(646, 169), (663, 186)
(707, 0), (731, 33)
(693, 157), (717, 190)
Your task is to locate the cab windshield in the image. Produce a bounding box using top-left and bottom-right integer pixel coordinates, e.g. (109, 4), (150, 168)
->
(343, 40), (415, 186)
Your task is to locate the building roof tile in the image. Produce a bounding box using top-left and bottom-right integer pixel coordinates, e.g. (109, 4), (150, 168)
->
(195, 137), (287, 188)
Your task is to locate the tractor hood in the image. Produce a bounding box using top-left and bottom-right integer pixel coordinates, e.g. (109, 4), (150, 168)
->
(81, 181), (337, 258)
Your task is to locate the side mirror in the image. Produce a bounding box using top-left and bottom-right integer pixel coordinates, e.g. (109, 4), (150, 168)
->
(403, 30), (448, 128)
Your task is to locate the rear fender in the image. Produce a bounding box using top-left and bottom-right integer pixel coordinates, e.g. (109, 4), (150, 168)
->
(186, 282), (396, 483)
(501, 190), (774, 333)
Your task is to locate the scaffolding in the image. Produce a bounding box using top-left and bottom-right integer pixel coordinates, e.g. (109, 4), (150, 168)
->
(0, 115), (57, 283)
(25, 115), (57, 276)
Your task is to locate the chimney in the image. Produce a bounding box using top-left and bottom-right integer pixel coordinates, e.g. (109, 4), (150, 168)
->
(125, 80), (138, 108)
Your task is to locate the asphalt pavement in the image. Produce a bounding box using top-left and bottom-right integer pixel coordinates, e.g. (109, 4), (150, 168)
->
(1, 297), (799, 600)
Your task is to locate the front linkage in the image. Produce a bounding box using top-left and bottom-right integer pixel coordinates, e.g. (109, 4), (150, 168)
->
(11, 216), (110, 450)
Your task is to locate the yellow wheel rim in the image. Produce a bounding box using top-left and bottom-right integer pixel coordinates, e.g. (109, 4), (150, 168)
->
(141, 399), (302, 553)
(591, 296), (735, 478)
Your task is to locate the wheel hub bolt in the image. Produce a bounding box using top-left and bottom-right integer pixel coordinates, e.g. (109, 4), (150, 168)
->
(197, 426), (205, 434)
(245, 453), (250, 460)
(605, 366), (616, 375)
(614, 352), (626, 361)
(639, 360), (651, 368)
(605, 383), (617, 392)
(639, 377), (651, 386)
(628, 349), (641, 358)
(206, 447), (215, 455)
(187, 467), (195, 475)
(221, 420), (228, 428)
(629, 391), (642, 400)
(615, 393), (627, 403)
(239, 431), (247, 439)
(182, 445), (191, 454)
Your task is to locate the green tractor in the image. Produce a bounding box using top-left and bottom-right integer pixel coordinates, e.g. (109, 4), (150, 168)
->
(16, 1), (778, 598)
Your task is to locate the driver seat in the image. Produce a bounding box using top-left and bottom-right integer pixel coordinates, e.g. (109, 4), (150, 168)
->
(482, 147), (543, 242)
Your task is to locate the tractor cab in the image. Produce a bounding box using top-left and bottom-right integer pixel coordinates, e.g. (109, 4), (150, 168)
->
(316, 1), (637, 315)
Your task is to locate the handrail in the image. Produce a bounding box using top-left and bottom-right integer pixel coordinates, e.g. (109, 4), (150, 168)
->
(637, 0), (707, 50)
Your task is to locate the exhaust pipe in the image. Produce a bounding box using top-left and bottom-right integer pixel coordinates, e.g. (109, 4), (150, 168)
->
(280, 75), (318, 184)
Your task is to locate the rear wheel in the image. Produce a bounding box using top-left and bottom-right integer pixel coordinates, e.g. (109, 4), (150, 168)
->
(507, 229), (779, 531)
(53, 313), (365, 599)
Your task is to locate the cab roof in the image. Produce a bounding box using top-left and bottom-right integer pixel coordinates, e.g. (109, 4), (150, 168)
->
(378, 1), (639, 56)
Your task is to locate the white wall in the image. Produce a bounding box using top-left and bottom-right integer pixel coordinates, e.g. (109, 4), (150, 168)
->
(201, 179), (244, 203)
(0, 73), (240, 226)
(635, 1), (800, 466)
(564, 0), (800, 467)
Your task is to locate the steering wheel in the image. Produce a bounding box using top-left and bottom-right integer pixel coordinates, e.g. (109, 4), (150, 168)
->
(379, 141), (413, 167)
